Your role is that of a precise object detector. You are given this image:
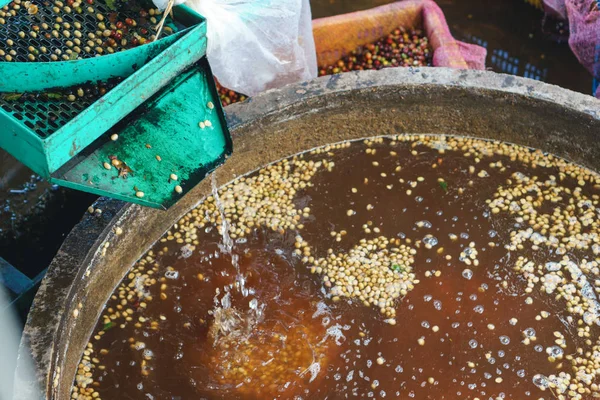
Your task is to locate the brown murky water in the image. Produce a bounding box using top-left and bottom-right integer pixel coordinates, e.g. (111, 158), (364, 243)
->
(74, 135), (600, 400)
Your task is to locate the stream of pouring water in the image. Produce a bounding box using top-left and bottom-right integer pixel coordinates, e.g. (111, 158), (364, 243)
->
(210, 173), (247, 296)
(209, 174), (265, 345)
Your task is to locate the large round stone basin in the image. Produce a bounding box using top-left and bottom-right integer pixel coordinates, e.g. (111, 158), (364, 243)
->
(15, 68), (600, 399)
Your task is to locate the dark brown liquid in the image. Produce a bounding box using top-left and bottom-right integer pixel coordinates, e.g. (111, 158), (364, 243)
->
(75, 136), (600, 400)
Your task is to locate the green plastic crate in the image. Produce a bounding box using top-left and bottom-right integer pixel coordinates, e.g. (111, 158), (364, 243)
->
(0, 5), (233, 209)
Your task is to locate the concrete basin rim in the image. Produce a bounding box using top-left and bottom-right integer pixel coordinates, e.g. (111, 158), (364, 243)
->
(15, 67), (600, 399)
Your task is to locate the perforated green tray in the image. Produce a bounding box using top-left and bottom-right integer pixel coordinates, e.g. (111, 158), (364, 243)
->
(52, 59), (232, 209)
(0, 6), (233, 209)
(0, 0), (187, 91)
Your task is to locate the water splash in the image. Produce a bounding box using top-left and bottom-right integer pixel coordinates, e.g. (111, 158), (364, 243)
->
(207, 174), (268, 349)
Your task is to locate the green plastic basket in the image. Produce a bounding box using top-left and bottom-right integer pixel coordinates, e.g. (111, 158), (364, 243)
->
(0, 5), (233, 209)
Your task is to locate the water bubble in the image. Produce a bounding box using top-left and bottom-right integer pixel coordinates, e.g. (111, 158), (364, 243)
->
(499, 336), (510, 345)
(473, 305), (484, 314)
(545, 261), (561, 272)
(142, 349), (154, 359)
(424, 295), (433, 302)
(532, 374), (549, 389)
(452, 322), (460, 328)
(433, 300), (442, 310)
(415, 196), (423, 203)
(517, 370), (525, 378)
(469, 339), (478, 349)
(346, 370), (354, 382)
(137, 382), (143, 390)
(546, 346), (564, 358)
(534, 345), (543, 353)
(325, 324), (347, 345)
(462, 269), (473, 280)
(165, 270), (179, 280)
(488, 230), (497, 238)
(423, 235), (438, 247)
(395, 365), (403, 373)
(421, 321), (430, 329)
(460, 232), (470, 239)
(416, 220), (432, 229)
(523, 328), (536, 338)
(179, 244), (194, 259)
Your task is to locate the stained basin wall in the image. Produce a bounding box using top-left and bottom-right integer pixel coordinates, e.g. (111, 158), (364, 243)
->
(15, 68), (600, 400)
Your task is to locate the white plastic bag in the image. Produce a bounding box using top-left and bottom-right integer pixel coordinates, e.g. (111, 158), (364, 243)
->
(180, 0), (317, 97)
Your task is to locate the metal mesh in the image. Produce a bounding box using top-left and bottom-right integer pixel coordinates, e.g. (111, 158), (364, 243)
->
(0, 0), (173, 62)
